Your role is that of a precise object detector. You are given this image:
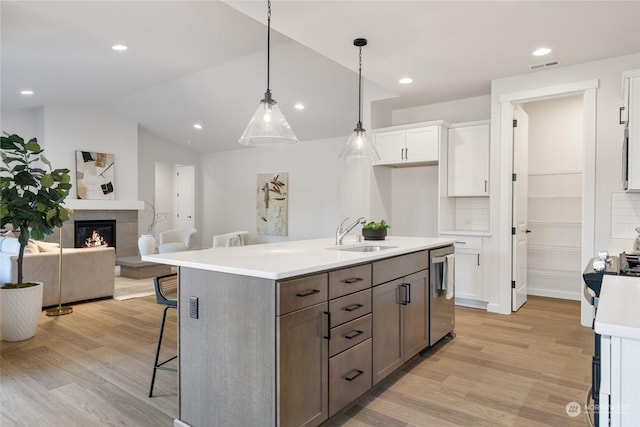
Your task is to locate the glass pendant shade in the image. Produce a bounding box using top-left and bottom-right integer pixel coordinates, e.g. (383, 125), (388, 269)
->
(339, 127), (381, 161)
(239, 96), (298, 146)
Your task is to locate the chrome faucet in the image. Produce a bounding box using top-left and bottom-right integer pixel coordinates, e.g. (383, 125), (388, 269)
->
(336, 217), (366, 245)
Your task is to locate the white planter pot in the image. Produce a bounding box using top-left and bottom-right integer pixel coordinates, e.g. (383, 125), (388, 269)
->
(0, 282), (43, 342)
(138, 234), (156, 256)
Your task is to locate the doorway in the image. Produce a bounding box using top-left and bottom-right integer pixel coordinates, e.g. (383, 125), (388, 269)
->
(499, 79), (597, 325)
(521, 96), (584, 303)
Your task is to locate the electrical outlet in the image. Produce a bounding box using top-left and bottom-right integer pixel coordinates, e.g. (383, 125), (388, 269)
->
(189, 296), (199, 319)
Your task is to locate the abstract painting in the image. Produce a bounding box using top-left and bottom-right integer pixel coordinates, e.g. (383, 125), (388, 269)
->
(76, 151), (115, 200)
(257, 172), (288, 236)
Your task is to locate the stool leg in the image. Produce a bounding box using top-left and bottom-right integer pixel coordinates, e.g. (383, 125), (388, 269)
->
(149, 305), (171, 397)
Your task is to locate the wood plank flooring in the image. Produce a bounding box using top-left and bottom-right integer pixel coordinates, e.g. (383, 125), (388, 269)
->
(1, 295), (593, 427)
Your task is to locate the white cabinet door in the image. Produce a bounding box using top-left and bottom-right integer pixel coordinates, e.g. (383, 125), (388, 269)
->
(405, 126), (439, 163)
(374, 130), (404, 165)
(447, 123), (489, 197)
(454, 249), (482, 301)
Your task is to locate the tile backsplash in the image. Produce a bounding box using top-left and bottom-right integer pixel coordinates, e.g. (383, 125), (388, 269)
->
(611, 192), (640, 239)
(454, 197), (490, 231)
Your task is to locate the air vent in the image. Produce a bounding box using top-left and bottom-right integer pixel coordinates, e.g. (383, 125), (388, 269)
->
(530, 60), (560, 71)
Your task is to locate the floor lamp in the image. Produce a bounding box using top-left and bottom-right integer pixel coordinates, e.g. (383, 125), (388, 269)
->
(46, 222), (73, 316)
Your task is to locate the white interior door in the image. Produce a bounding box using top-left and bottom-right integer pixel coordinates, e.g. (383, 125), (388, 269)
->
(512, 105), (529, 311)
(176, 165), (195, 229)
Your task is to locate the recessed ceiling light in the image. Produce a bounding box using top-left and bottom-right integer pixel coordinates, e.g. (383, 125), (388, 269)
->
(399, 77), (413, 84)
(532, 47), (551, 56)
(112, 44), (128, 51)
(294, 103), (305, 110)
(193, 124), (202, 130)
(20, 90), (34, 95)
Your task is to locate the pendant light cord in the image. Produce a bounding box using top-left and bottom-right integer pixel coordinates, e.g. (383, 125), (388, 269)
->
(357, 44), (363, 128)
(266, 0), (271, 96)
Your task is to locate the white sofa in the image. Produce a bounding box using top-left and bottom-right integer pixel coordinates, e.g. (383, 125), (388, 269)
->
(0, 237), (115, 307)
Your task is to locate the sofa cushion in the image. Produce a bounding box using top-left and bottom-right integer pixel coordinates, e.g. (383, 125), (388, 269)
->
(33, 240), (60, 252)
(1, 237), (21, 254)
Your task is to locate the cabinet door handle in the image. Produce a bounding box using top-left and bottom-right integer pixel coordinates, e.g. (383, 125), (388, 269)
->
(344, 330), (364, 340)
(405, 147), (409, 159)
(406, 283), (411, 304)
(344, 369), (364, 382)
(400, 284), (408, 305)
(477, 254), (480, 266)
(400, 148), (404, 160)
(296, 289), (320, 298)
(344, 303), (363, 312)
(484, 180), (488, 193)
(620, 106), (626, 125)
(323, 311), (331, 340)
(343, 277), (363, 284)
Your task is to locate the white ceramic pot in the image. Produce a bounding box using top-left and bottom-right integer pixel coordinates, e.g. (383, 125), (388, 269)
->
(0, 282), (43, 341)
(138, 234), (156, 256)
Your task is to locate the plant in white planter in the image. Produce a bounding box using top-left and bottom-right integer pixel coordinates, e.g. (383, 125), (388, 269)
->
(0, 133), (71, 341)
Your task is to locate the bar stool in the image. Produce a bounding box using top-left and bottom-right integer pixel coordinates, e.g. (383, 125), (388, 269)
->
(149, 273), (178, 397)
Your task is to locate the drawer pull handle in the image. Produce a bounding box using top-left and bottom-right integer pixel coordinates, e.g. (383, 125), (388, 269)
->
(343, 277), (363, 284)
(344, 330), (363, 340)
(344, 303), (363, 312)
(296, 289), (320, 298)
(345, 369), (364, 382)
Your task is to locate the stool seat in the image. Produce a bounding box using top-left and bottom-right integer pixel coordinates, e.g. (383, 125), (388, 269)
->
(149, 273), (178, 397)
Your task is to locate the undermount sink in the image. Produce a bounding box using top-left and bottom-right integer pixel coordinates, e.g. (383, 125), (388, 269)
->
(335, 245), (397, 252)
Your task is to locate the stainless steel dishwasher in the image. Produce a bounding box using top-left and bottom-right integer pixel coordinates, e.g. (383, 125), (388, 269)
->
(430, 245), (455, 346)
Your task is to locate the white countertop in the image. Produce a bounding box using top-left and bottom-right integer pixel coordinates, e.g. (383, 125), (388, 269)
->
(142, 236), (456, 280)
(595, 275), (640, 340)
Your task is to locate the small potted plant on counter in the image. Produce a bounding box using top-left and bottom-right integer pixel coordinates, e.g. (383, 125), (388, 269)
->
(0, 133), (71, 341)
(362, 219), (390, 241)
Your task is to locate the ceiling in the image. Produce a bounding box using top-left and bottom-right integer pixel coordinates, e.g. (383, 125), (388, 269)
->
(2, 1), (640, 153)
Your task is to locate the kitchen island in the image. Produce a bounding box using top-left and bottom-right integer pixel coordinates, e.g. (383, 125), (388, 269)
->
(143, 236), (456, 427)
(594, 275), (640, 427)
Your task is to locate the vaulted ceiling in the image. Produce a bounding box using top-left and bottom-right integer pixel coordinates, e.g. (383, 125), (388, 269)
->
(2, 1), (640, 153)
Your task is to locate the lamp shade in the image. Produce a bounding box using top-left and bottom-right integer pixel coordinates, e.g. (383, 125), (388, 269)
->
(338, 128), (381, 161)
(239, 99), (299, 146)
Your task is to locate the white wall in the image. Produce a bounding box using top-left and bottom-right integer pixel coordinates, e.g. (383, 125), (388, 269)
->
(1, 106), (139, 201)
(41, 106), (139, 201)
(392, 95), (491, 126)
(200, 137), (347, 246)
(138, 131), (201, 241)
(490, 52), (640, 316)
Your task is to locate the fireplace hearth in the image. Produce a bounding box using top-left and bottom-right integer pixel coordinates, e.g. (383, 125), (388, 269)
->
(74, 220), (116, 250)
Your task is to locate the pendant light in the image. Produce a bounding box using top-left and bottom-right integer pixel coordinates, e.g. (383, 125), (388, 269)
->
(239, 0), (299, 146)
(338, 38), (381, 161)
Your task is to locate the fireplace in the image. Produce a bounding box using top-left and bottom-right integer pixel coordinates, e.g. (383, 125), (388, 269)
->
(74, 220), (116, 250)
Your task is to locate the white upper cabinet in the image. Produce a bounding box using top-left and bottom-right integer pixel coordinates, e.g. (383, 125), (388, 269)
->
(623, 69), (640, 191)
(373, 121), (446, 166)
(447, 121), (490, 197)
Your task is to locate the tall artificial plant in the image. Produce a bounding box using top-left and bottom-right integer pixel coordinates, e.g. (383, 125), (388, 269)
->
(0, 133), (72, 286)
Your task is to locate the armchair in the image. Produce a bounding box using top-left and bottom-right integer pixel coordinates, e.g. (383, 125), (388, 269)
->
(158, 228), (197, 253)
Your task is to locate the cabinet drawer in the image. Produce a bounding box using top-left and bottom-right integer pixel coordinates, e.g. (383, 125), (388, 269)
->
(453, 236), (482, 250)
(372, 250), (428, 285)
(329, 288), (371, 328)
(330, 314), (372, 357)
(277, 273), (328, 315)
(329, 264), (371, 299)
(329, 339), (372, 417)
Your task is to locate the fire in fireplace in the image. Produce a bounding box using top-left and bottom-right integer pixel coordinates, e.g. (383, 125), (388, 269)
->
(74, 220), (116, 250)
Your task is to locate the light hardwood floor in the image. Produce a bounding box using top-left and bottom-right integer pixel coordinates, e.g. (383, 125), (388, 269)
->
(1, 293), (592, 427)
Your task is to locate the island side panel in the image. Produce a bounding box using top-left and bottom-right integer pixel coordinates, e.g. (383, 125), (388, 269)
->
(179, 267), (277, 427)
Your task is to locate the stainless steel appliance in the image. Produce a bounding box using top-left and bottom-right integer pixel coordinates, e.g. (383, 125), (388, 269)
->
(430, 245), (455, 346)
(582, 252), (640, 426)
(623, 127), (629, 190)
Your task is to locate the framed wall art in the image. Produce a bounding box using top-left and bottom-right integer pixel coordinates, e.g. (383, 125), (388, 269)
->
(257, 172), (288, 236)
(76, 150), (115, 200)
